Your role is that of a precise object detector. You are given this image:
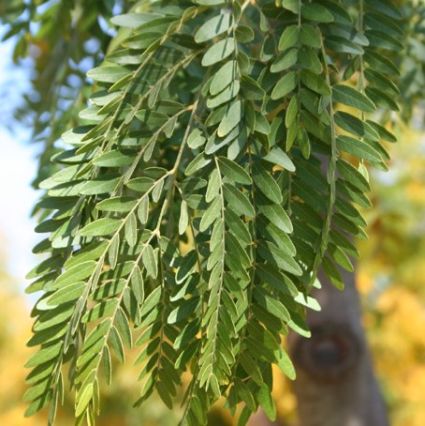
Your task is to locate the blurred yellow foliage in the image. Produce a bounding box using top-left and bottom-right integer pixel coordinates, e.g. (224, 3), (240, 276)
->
(0, 267), (45, 426)
(357, 125), (425, 426)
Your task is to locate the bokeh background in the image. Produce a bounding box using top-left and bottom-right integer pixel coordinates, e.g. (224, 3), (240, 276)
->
(0, 13), (425, 426)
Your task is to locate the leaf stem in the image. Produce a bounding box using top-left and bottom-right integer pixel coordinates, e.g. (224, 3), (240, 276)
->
(309, 35), (338, 288)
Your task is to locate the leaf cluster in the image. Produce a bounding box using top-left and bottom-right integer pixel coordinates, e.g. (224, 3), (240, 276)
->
(24, 0), (403, 424)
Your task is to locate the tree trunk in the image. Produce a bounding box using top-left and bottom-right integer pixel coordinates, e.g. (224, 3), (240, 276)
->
(248, 411), (282, 426)
(249, 269), (388, 426)
(288, 269), (388, 426)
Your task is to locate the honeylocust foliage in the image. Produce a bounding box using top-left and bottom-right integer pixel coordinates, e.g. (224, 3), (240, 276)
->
(25, 0), (402, 424)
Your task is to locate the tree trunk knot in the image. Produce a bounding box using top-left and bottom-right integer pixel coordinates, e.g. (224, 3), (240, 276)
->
(291, 322), (363, 383)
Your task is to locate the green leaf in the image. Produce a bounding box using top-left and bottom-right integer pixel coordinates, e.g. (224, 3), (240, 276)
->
(253, 288), (290, 322)
(276, 347), (296, 379)
(140, 287), (162, 318)
(53, 261), (96, 289)
(298, 47), (322, 74)
(256, 263), (298, 297)
(301, 4), (334, 23)
(239, 353), (263, 385)
(225, 210), (252, 247)
(206, 169), (220, 203)
(202, 38), (236, 67)
(300, 70), (331, 96)
(131, 265), (145, 304)
(271, 72), (297, 100)
(207, 81), (240, 109)
(185, 153), (212, 176)
(195, 0), (225, 5)
(102, 346), (112, 385)
(45, 282), (85, 306)
(257, 384), (277, 421)
(97, 197), (137, 213)
(337, 135), (383, 162)
(263, 148), (296, 172)
(285, 96), (298, 128)
(93, 151), (133, 167)
(25, 342), (62, 368)
(210, 61), (238, 95)
(333, 85), (376, 112)
(253, 165), (283, 204)
(178, 200), (189, 235)
(125, 213), (138, 247)
(142, 245), (158, 279)
(218, 157), (252, 185)
(218, 100), (241, 137)
(126, 177), (155, 193)
(195, 13), (233, 43)
(223, 184), (255, 218)
(278, 25), (299, 51)
(109, 327), (125, 362)
(80, 178), (119, 195)
(111, 13), (164, 29)
(116, 308), (133, 348)
(87, 64), (130, 83)
(366, 120), (397, 143)
(187, 129), (206, 149)
(260, 242), (302, 276)
(335, 112), (380, 141)
(300, 24), (321, 48)
(258, 203), (293, 233)
(236, 26), (255, 43)
(75, 383), (94, 416)
(137, 197), (150, 224)
(294, 292), (321, 311)
(282, 0), (300, 14)
(270, 49), (298, 73)
(80, 218), (121, 237)
(200, 198), (221, 231)
(167, 298), (200, 324)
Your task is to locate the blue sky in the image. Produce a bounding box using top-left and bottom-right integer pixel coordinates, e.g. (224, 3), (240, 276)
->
(0, 33), (39, 292)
